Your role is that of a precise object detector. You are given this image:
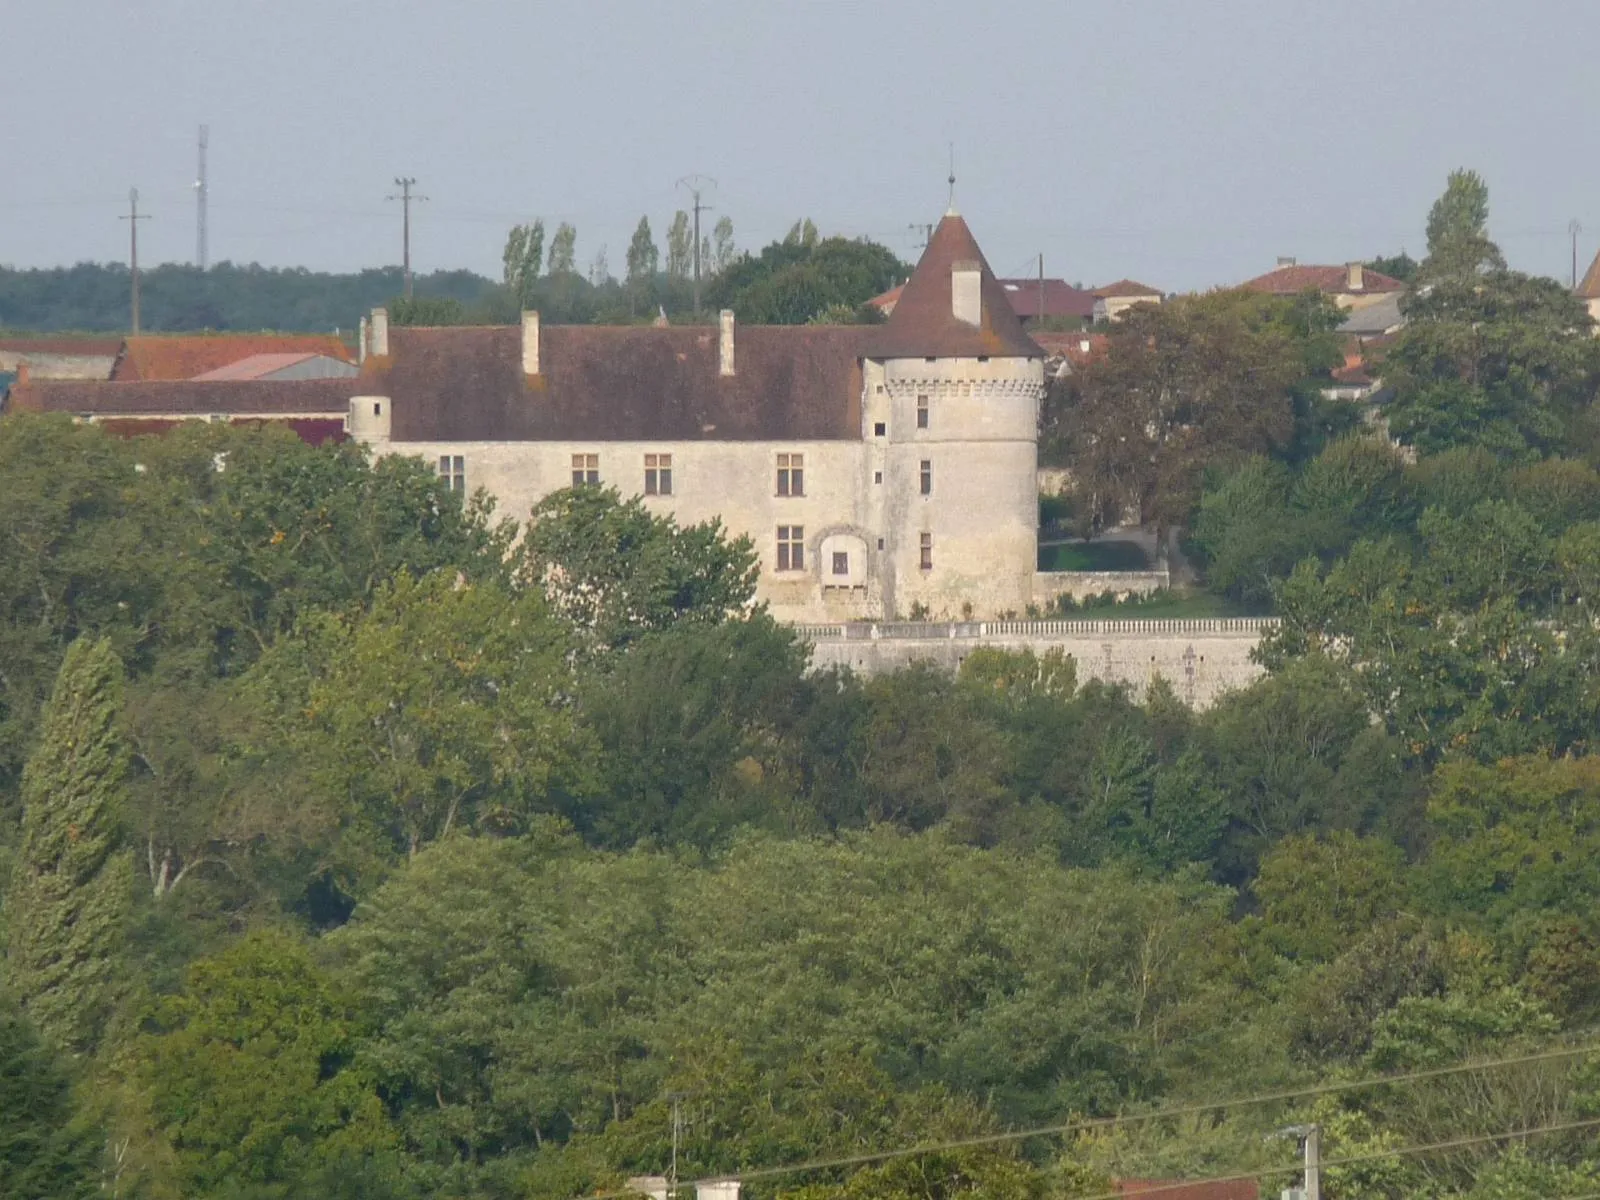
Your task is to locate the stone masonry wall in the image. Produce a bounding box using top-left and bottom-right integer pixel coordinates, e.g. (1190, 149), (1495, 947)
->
(798, 618), (1274, 708)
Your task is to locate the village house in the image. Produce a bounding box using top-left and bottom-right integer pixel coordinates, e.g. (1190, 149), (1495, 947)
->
(7, 212), (1064, 623)
(1091, 279), (1164, 322)
(1240, 258), (1403, 310)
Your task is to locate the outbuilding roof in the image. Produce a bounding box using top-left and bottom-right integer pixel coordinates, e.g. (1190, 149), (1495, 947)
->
(111, 334), (354, 381)
(7, 378), (354, 417)
(867, 213), (1042, 359)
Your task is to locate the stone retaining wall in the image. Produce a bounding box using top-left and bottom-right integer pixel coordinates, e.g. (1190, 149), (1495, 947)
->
(797, 618), (1275, 708)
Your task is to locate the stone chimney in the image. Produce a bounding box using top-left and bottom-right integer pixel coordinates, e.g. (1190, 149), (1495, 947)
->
(719, 309), (735, 376)
(358, 315), (369, 365)
(1276, 256), (1297, 269)
(15, 362), (29, 388)
(368, 307), (389, 359)
(1346, 261), (1365, 291)
(522, 310), (540, 375)
(951, 260), (981, 326)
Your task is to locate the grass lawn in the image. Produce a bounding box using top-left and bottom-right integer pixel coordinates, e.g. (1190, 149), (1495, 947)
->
(1037, 540), (1152, 571)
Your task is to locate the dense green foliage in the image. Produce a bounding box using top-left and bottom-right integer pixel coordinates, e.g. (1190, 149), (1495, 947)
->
(0, 262), (498, 333)
(7, 171), (1600, 1198)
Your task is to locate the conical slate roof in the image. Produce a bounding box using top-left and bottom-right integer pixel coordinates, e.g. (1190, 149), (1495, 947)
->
(869, 213), (1043, 359)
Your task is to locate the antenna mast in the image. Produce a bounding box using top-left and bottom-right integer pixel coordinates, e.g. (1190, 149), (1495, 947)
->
(195, 125), (209, 269)
(946, 142), (956, 213)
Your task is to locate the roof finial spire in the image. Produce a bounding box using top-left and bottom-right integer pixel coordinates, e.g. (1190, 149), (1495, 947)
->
(946, 142), (958, 216)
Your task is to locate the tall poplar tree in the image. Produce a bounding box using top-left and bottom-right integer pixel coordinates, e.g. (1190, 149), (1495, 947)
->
(5, 637), (133, 1055)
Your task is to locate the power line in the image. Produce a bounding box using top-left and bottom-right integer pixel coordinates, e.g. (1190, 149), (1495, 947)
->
(1052, 1115), (1600, 1200)
(581, 1036), (1600, 1199)
(677, 174), (716, 318)
(118, 188), (152, 334)
(386, 176), (427, 298)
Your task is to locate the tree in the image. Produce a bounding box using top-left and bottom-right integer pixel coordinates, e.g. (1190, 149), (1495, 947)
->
(1365, 251), (1418, 284)
(513, 486), (759, 651)
(625, 216), (659, 287)
(589, 246), (610, 286)
(5, 637), (134, 1055)
(1047, 289), (1343, 533)
(708, 235), (905, 324)
(387, 294), (468, 325)
(784, 218), (819, 248)
(1382, 270), (1599, 458)
(1253, 831), (1405, 962)
(503, 219), (545, 305)
(0, 995), (102, 1199)
(711, 216), (736, 272)
(548, 222), (578, 275)
(264, 571), (593, 863)
(665, 210), (692, 279)
(1420, 168), (1506, 284)
(135, 929), (399, 1197)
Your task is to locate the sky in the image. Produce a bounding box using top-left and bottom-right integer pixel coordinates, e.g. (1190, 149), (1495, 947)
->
(4, 0), (1600, 293)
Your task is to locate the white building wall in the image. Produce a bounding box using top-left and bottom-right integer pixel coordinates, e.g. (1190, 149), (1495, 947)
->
(356, 352), (1044, 623)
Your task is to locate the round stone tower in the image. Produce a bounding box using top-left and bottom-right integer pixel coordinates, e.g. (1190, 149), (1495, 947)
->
(860, 211), (1045, 619)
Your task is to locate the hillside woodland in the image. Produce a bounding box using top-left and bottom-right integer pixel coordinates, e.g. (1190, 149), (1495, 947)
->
(6, 175), (1600, 1199)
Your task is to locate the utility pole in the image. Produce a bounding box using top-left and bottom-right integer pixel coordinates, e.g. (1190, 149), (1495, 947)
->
(1302, 1124), (1321, 1200)
(195, 124), (209, 269)
(677, 174), (716, 318)
(1038, 253), (1046, 325)
(119, 188), (152, 334)
(1571, 219), (1583, 290)
(666, 1092), (688, 1200)
(387, 176), (427, 297)
(908, 222), (933, 253)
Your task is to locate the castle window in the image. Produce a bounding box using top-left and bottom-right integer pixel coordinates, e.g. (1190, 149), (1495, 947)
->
(776, 525), (805, 571)
(832, 551), (849, 576)
(571, 453), (599, 486)
(920, 460), (932, 496)
(373, 401), (382, 416)
(644, 453), (672, 496)
(776, 452), (804, 497)
(916, 394), (929, 429)
(919, 532), (933, 571)
(438, 454), (466, 494)
(873, 422), (886, 437)
(873, 470), (883, 484)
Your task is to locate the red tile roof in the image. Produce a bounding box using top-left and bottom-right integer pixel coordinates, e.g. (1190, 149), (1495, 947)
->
(868, 283), (904, 311)
(867, 213), (1043, 359)
(1094, 280), (1164, 298)
(1240, 264), (1404, 296)
(1117, 1179), (1258, 1200)
(110, 334), (354, 381)
(8, 378), (353, 417)
(370, 323), (871, 443)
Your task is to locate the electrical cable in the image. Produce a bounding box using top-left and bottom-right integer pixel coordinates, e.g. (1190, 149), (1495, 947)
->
(577, 1034), (1600, 1198)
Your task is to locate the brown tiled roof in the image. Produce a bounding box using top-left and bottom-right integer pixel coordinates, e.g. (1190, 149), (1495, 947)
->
(1240, 264), (1404, 296)
(997, 278), (1098, 320)
(8, 378), (353, 417)
(1094, 279), (1164, 298)
(372, 323), (871, 443)
(1031, 331), (1108, 366)
(1578, 248), (1600, 299)
(867, 213), (1042, 359)
(0, 337), (123, 356)
(1117, 1180), (1258, 1200)
(111, 334), (354, 381)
